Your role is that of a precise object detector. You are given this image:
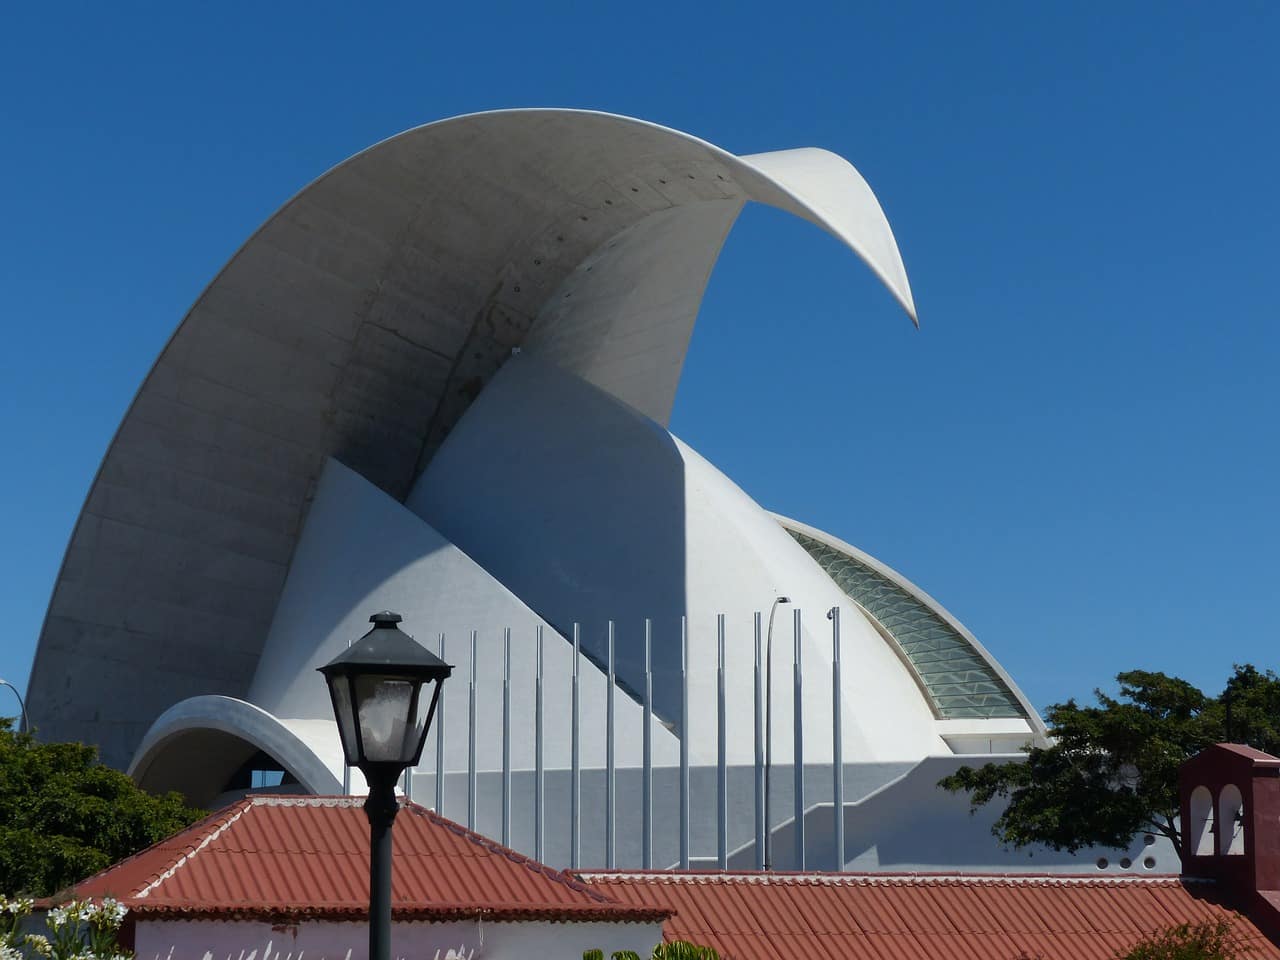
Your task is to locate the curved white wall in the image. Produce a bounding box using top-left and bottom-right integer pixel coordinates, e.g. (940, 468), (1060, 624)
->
(408, 356), (944, 766)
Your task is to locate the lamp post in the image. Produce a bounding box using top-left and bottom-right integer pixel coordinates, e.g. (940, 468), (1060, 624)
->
(319, 612), (452, 960)
(0, 679), (27, 734)
(763, 594), (791, 870)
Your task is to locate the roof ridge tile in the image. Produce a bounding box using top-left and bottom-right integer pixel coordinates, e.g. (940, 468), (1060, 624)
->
(249, 794), (364, 808)
(576, 871), (1192, 888)
(123, 901), (671, 923)
(134, 799), (254, 899)
(44, 798), (255, 903)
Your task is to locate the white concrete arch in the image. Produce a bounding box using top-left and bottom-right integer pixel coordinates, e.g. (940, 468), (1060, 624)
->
(128, 695), (343, 807)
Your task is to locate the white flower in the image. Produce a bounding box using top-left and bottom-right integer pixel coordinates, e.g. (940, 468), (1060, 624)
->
(23, 933), (53, 958)
(49, 898), (99, 928)
(1, 898), (32, 917)
(93, 898), (127, 925)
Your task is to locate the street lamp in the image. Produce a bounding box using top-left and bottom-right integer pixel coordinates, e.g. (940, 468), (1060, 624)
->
(319, 611), (452, 960)
(763, 594), (791, 870)
(0, 679), (28, 734)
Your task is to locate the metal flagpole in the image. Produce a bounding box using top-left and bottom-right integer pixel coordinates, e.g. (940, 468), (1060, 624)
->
(793, 609), (805, 870)
(502, 627), (512, 846)
(680, 615), (691, 869)
(607, 620), (617, 869)
(643, 618), (653, 869)
(717, 614), (728, 869)
(753, 612), (765, 869)
(830, 606), (845, 870)
(571, 622), (581, 868)
(468, 630), (477, 830)
(535, 625), (544, 861)
(434, 633), (445, 812)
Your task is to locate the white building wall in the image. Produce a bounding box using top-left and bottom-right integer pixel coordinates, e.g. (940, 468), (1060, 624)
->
(408, 356), (944, 766)
(133, 917), (665, 960)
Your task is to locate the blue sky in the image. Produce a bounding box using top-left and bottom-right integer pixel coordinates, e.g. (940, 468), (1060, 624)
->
(1, 2), (1276, 721)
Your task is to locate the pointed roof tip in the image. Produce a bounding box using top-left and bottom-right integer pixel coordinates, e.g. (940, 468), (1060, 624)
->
(899, 295), (919, 329)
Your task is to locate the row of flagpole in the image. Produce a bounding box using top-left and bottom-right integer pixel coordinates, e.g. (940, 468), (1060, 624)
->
(411, 608), (846, 871)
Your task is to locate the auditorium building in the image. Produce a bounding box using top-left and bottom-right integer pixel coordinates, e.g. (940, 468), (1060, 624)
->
(26, 109), (1162, 875)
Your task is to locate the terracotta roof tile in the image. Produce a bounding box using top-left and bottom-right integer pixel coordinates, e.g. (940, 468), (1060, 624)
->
(63, 796), (667, 924)
(581, 872), (1280, 960)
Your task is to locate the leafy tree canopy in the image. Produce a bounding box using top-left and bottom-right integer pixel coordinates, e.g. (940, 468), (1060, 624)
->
(1117, 919), (1251, 959)
(938, 665), (1280, 860)
(0, 718), (204, 897)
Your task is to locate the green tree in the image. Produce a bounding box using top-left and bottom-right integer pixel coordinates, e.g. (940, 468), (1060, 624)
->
(938, 666), (1280, 860)
(1117, 919), (1251, 959)
(1222, 665), (1280, 750)
(0, 719), (204, 897)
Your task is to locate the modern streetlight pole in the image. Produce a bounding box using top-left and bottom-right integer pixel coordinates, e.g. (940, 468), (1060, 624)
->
(763, 594), (791, 871)
(0, 679), (28, 734)
(319, 612), (452, 960)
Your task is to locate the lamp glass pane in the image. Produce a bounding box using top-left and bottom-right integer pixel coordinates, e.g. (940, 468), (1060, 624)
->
(329, 675), (360, 765)
(354, 675), (425, 764)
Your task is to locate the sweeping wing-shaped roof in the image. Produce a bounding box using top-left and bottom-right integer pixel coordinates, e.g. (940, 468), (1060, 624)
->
(26, 109), (917, 767)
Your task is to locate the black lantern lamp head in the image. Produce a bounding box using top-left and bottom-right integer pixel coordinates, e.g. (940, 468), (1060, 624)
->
(318, 611), (453, 780)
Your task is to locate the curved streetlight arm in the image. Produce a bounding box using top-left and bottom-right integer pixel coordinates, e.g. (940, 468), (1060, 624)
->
(0, 679), (28, 734)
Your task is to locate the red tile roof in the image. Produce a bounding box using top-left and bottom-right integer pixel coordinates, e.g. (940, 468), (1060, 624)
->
(1206, 743), (1280, 766)
(581, 872), (1280, 960)
(63, 796), (667, 924)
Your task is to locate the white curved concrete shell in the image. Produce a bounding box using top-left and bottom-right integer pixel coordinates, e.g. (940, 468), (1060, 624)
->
(28, 108), (920, 765)
(26, 109), (1058, 871)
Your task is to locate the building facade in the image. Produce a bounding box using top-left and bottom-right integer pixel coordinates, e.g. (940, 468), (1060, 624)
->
(26, 109), (1162, 874)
